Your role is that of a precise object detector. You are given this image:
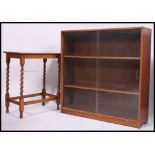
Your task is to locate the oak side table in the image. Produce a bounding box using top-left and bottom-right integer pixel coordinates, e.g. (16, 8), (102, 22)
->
(4, 51), (61, 119)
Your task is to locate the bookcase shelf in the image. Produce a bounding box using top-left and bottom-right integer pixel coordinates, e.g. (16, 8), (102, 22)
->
(64, 83), (139, 95)
(61, 27), (151, 128)
(64, 55), (140, 60)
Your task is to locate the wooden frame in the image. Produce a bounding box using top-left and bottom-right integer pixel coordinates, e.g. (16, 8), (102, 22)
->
(61, 27), (152, 128)
(4, 52), (61, 119)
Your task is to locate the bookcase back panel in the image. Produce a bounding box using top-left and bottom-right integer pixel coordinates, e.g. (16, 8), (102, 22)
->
(64, 58), (96, 87)
(64, 88), (96, 113)
(98, 92), (138, 120)
(99, 29), (141, 57)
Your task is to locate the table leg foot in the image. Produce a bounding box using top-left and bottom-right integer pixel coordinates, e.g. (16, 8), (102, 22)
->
(20, 112), (23, 119)
(56, 97), (60, 110)
(6, 108), (9, 113)
(5, 94), (10, 113)
(57, 104), (59, 110)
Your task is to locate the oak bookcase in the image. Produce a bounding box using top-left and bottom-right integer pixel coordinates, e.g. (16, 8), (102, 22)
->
(60, 27), (151, 128)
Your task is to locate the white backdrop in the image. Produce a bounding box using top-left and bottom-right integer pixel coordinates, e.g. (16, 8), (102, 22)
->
(1, 23), (154, 127)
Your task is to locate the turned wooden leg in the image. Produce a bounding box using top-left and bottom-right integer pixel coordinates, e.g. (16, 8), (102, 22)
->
(5, 55), (10, 113)
(19, 58), (25, 119)
(56, 57), (61, 110)
(42, 59), (47, 106)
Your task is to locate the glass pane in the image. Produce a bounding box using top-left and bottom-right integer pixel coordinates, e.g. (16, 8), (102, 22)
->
(98, 92), (138, 120)
(98, 29), (141, 57)
(97, 59), (140, 94)
(64, 58), (96, 88)
(64, 88), (96, 113)
(63, 31), (97, 56)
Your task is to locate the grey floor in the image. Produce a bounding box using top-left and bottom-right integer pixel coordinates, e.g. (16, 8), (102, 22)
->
(1, 101), (154, 131)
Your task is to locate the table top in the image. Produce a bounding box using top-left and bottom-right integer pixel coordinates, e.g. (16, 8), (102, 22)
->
(4, 51), (60, 55)
(4, 51), (61, 59)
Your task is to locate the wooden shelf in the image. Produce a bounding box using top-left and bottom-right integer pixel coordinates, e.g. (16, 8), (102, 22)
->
(64, 83), (139, 95)
(64, 55), (140, 60)
(64, 84), (96, 91)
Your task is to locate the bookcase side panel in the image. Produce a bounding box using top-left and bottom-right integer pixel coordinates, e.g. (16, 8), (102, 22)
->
(139, 28), (151, 126)
(60, 32), (65, 110)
